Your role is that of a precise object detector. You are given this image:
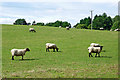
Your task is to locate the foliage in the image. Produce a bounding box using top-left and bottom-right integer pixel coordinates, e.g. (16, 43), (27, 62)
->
(113, 15), (120, 23)
(93, 13), (113, 30)
(13, 19), (27, 25)
(111, 21), (120, 30)
(80, 17), (91, 26)
(73, 23), (79, 28)
(45, 20), (71, 28)
(36, 22), (44, 26)
(75, 13), (113, 30)
(76, 24), (87, 29)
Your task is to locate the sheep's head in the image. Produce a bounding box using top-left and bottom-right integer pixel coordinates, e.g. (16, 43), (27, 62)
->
(100, 46), (103, 50)
(26, 48), (30, 51)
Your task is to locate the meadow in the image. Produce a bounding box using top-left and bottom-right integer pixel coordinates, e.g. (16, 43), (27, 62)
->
(2, 24), (118, 78)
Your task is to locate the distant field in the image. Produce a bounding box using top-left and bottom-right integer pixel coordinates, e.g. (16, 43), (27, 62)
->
(2, 24), (118, 78)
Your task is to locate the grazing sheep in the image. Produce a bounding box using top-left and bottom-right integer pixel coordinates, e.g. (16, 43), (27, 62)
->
(90, 43), (100, 47)
(100, 27), (104, 30)
(29, 28), (36, 32)
(46, 43), (59, 52)
(114, 29), (120, 31)
(88, 46), (103, 57)
(66, 27), (69, 30)
(11, 48), (30, 60)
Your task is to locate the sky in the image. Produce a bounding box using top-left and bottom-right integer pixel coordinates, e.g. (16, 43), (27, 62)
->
(0, 0), (119, 26)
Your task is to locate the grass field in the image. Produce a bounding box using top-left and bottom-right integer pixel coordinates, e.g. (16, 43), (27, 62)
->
(2, 24), (118, 78)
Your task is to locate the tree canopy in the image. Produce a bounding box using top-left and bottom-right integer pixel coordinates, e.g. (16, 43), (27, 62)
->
(13, 19), (27, 25)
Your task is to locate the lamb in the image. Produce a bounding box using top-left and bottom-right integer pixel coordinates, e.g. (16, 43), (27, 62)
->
(90, 43), (100, 47)
(29, 28), (36, 32)
(66, 27), (69, 30)
(11, 48), (30, 60)
(46, 43), (59, 52)
(88, 46), (103, 57)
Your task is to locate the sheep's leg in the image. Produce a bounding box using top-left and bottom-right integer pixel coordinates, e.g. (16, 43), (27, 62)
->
(89, 53), (93, 57)
(47, 48), (50, 52)
(12, 56), (14, 60)
(95, 53), (98, 57)
(98, 53), (100, 57)
(46, 48), (48, 52)
(53, 48), (55, 52)
(22, 56), (24, 60)
(91, 53), (93, 57)
(89, 53), (91, 57)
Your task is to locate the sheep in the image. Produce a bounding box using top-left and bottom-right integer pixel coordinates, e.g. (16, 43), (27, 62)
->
(100, 27), (104, 30)
(66, 27), (69, 30)
(88, 46), (103, 57)
(11, 48), (30, 60)
(90, 43), (100, 47)
(46, 43), (59, 52)
(114, 29), (120, 31)
(29, 28), (36, 32)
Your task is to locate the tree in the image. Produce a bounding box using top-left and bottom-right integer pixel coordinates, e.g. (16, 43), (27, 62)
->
(93, 16), (104, 29)
(32, 21), (36, 25)
(45, 20), (71, 28)
(111, 21), (120, 30)
(76, 24), (87, 29)
(103, 16), (113, 30)
(14, 19), (27, 25)
(113, 15), (120, 23)
(93, 13), (112, 30)
(61, 21), (71, 28)
(36, 22), (44, 26)
(80, 17), (91, 26)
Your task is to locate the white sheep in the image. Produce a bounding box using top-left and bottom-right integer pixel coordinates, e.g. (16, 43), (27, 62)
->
(11, 48), (30, 60)
(29, 28), (36, 32)
(114, 29), (120, 31)
(66, 27), (69, 30)
(90, 43), (100, 47)
(88, 46), (103, 57)
(46, 43), (59, 52)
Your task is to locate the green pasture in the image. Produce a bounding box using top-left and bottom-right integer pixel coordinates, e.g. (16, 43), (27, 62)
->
(2, 24), (118, 78)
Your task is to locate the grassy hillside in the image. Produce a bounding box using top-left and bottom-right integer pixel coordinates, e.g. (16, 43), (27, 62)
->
(2, 24), (118, 78)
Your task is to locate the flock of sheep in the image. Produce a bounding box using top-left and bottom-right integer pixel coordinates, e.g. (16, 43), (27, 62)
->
(11, 27), (103, 60)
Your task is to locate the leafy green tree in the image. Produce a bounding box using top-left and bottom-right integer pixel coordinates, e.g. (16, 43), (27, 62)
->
(111, 21), (120, 30)
(53, 20), (62, 27)
(61, 21), (71, 28)
(36, 22), (44, 26)
(93, 13), (112, 30)
(73, 23), (80, 28)
(45, 20), (71, 28)
(87, 24), (91, 29)
(93, 15), (104, 29)
(14, 19), (27, 25)
(80, 17), (91, 26)
(76, 24), (87, 29)
(113, 15), (120, 23)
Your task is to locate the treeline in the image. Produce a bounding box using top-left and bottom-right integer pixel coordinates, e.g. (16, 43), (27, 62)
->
(14, 19), (71, 28)
(13, 13), (120, 30)
(74, 13), (120, 30)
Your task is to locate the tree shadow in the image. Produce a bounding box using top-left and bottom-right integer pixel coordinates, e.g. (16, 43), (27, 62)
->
(19, 58), (39, 61)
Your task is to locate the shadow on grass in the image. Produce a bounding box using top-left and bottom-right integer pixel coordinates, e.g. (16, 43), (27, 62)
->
(102, 50), (106, 52)
(19, 58), (39, 61)
(46, 51), (62, 53)
(95, 56), (112, 58)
